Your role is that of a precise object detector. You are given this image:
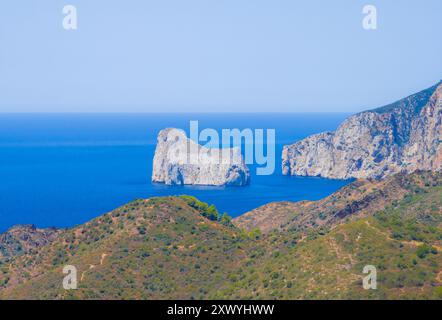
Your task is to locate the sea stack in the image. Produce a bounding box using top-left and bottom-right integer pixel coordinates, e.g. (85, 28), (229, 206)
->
(152, 128), (250, 186)
(282, 80), (442, 179)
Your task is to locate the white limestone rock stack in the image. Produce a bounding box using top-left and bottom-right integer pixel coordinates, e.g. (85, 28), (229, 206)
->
(152, 128), (250, 186)
(282, 80), (442, 179)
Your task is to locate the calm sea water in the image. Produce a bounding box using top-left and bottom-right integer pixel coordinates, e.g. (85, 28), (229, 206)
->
(0, 113), (351, 232)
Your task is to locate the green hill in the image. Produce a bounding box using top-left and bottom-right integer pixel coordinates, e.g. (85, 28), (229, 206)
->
(0, 171), (441, 299)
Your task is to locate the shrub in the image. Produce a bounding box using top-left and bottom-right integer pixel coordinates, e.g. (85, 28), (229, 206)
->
(416, 244), (432, 259)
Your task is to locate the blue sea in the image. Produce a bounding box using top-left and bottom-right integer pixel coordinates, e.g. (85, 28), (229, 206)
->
(0, 113), (351, 232)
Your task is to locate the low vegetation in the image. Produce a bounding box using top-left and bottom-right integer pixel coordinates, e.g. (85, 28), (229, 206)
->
(0, 171), (441, 299)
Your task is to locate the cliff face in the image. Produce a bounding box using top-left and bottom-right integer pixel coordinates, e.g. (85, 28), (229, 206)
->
(152, 128), (250, 186)
(282, 81), (442, 179)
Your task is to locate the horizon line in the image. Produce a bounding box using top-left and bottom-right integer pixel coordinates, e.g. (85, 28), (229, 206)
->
(0, 111), (352, 115)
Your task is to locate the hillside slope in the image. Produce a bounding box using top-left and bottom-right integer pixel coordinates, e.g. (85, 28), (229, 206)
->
(0, 197), (253, 299)
(225, 173), (442, 299)
(1, 172), (441, 299)
(234, 171), (441, 234)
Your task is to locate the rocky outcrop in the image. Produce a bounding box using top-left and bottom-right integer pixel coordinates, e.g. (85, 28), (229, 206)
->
(283, 81), (442, 179)
(152, 128), (250, 186)
(0, 225), (59, 260)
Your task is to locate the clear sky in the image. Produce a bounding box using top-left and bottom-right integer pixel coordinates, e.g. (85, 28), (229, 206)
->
(0, 0), (441, 113)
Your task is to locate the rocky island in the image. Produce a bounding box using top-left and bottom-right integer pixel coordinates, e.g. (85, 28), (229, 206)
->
(283, 80), (442, 179)
(152, 128), (250, 186)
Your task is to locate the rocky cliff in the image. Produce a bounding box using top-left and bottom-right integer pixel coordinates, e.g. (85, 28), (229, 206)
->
(282, 81), (442, 179)
(152, 128), (250, 186)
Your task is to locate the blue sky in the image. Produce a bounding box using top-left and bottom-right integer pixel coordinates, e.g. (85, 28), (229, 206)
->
(0, 0), (441, 113)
